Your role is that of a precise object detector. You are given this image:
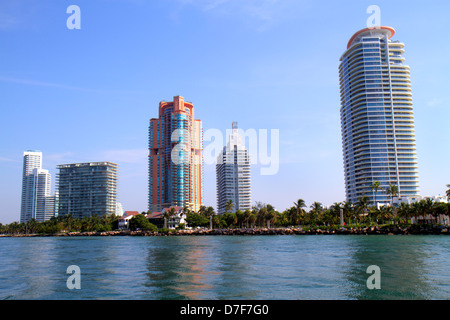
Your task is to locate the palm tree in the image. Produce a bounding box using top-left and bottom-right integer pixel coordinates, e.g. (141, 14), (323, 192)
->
(163, 207), (177, 229)
(243, 209), (252, 228)
(432, 202), (447, 224)
(249, 212), (257, 228)
(370, 181), (381, 207)
(64, 214), (74, 232)
(398, 202), (412, 224)
(204, 206), (215, 229)
(293, 199), (307, 226)
(385, 184), (399, 207)
(236, 210), (245, 228)
(411, 201), (423, 224)
(309, 202), (323, 225)
(264, 205), (276, 228)
(253, 201), (266, 211)
(258, 207), (267, 227)
(204, 206), (215, 218)
(183, 205), (191, 216)
(225, 200), (234, 214)
(342, 201), (354, 225)
(422, 198), (434, 224)
(198, 205), (207, 217)
(329, 202), (343, 225)
(446, 184), (450, 201)
(355, 196), (370, 223)
(379, 205), (393, 224)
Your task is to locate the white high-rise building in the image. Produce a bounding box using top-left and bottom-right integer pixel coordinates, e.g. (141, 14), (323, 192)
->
(32, 168), (52, 222)
(339, 27), (420, 205)
(216, 122), (251, 214)
(20, 151), (52, 223)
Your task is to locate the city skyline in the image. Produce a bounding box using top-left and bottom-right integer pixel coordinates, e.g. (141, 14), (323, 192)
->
(1, 1), (450, 224)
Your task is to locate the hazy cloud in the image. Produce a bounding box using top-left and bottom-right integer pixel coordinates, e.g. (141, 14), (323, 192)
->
(174, 0), (309, 31)
(0, 76), (106, 93)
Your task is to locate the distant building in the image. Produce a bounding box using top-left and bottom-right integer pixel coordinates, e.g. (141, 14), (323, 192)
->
(216, 122), (251, 214)
(20, 151), (53, 223)
(392, 195), (448, 206)
(44, 192), (59, 221)
(146, 211), (164, 229)
(118, 211), (140, 229)
(147, 207), (185, 229)
(115, 202), (125, 216)
(57, 162), (118, 219)
(148, 96), (203, 213)
(391, 195), (449, 224)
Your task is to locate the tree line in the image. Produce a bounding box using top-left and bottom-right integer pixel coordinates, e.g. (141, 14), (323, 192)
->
(183, 197), (450, 229)
(2, 184), (449, 234)
(0, 214), (120, 235)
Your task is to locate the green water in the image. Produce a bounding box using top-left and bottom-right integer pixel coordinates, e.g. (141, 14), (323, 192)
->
(0, 235), (448, 300)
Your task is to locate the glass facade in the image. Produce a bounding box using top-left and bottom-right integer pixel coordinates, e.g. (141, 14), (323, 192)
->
(216, 122), (251, 215)
(339, 27), (420, 205)
(20, 151), (53, 223)
(56, 162), (118, 219)
(148, 96), (203, 213)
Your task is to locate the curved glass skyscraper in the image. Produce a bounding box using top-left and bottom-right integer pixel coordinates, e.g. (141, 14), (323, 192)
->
(339, 26), (420, 205)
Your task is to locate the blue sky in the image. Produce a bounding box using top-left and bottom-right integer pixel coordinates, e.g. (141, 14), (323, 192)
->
(1, 0), (449, 224)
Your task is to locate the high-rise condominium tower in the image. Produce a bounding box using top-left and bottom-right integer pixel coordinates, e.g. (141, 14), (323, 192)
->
(216, 122), (251, 214)
(339, 26), (420, 205)
(57, 162), (118, 219)
(20, 150), (52, 223)
(148, 96), (203, 213)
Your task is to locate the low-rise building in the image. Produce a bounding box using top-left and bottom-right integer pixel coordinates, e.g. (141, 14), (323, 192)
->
(118, 211), (140, 229)
(147, 207), (186, 229)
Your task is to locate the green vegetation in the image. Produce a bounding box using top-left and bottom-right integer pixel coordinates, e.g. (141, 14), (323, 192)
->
(129, 214), (158, 232)
(182, 192), (450, 229)
(2, 185), (449, 235)
(0, 214), (120, 235)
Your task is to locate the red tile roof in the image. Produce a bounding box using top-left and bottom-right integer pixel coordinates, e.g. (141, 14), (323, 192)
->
(124, 211), (140, 216)
(147, 212), (163, 219)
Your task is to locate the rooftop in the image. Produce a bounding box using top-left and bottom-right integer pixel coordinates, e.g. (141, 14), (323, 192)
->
(347, 26), (395, 49)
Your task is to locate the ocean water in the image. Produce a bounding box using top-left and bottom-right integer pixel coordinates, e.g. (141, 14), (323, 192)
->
(0, 235), (448, 300)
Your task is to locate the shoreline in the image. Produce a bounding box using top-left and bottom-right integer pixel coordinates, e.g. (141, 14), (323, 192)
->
(1, 225), (449, 237)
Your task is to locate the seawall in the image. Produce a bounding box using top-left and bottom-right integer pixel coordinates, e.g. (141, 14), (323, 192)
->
(2, 225), (449, 237)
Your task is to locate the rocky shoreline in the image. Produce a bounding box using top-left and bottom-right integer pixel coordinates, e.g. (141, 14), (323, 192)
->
(2, 225), (449, 237)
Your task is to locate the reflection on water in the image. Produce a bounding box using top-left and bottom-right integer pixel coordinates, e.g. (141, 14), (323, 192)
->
(0, 235), (448, 300)
(145, 237), (220, 299)
(344, 236), (448, 300)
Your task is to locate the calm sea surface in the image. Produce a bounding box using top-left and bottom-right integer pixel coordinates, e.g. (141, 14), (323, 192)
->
(0, 235), (448, 300)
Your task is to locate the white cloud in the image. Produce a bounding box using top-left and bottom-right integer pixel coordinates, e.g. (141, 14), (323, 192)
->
(174, 0), (309, 31)
(426, 98), (443, 108)
(0, 76), (105, 93)
(0, 12), (19, 30)
(0, 156), (18, 163)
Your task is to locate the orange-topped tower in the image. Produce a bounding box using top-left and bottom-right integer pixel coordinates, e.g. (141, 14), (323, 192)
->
(148, 96), (203, 213)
